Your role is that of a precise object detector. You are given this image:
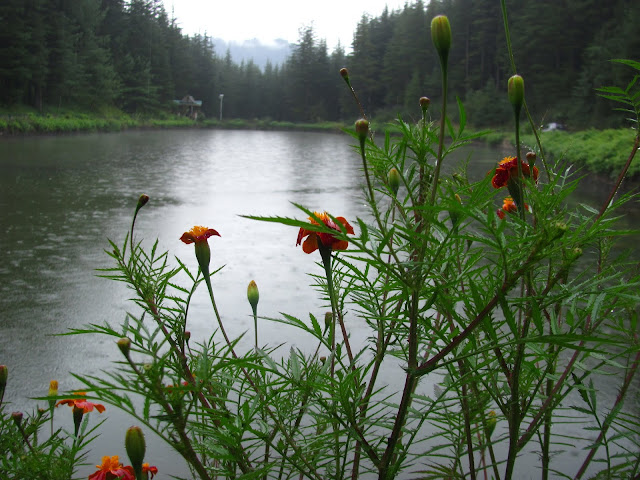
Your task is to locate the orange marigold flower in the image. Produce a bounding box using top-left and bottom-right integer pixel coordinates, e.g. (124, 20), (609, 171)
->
(88, 455), (135, 480)
(492, 156), (539, 189)
(143, 463), (159, 479)
(296, 212), (354, 254)
(180, 226), (220, 244)
(497, 197), (530, 219)
(56, 392), (106, 414)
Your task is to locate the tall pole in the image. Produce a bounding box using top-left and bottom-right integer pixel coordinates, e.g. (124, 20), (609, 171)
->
(219, 94), (224, 122)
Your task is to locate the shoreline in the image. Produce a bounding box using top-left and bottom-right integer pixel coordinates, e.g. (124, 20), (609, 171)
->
(2, 112), (637, 180)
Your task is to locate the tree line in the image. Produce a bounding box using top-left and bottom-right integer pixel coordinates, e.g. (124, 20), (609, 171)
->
(1, 0), (638, 128)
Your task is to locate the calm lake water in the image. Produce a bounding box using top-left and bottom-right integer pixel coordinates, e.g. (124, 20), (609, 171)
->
(0, 129), (638, 478)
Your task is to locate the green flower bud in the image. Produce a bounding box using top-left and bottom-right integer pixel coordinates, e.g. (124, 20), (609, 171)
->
(486, 410), (497, 438)
(48, 380), (58, 410)
(11, 411), (23, 427)
(355, 118), (369, 139)
(117, 338), (131, 358)
(324, 312), (333, 335)
(431, 15), (451, 67)
(136, 194), (150, 211)
(355, 118), (369, 151)
(508, 75), (525, 115)
(247, 280), (259, 317)
(388, 168), (401, 196)
(125, 426), (146, 479)
(339, 67), (350, 86)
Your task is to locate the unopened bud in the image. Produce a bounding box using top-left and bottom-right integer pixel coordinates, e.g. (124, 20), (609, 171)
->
(117, 338), (131, 357)
(12, 411), (23, 427)
(339, 68), (350, 86)
(38, 407), (47, 417)
(143, 363), (152, 372)
(431, 15), (451, 67)
(324, 312), (333, 334)
(319, 356), (327, 364)
(571, 247), (583, 259)
(48, 380), (58, 397)
(526, 151), (537, 169)
(136, 194), (150, 211)
(184, 331), (191, 342)
(125, 426), (146, 478)
(388, 168), (401, 196)
(247, 280), (259, 316)
(455, 194), (462, 204)
(419, 97), (431, 111)
(486, 410), (497, 438)
(355, 119), (369, 143)
(508, 75), (525, 115)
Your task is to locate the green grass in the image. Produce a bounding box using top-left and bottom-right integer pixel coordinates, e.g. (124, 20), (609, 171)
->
(520, 128), (639, 178)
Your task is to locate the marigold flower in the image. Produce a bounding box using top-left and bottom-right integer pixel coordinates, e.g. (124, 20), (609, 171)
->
(179, 226), (220, 245)
(296, 212), (354, 254)
(497, 197), (530, 219)
(89, 455), (134, 480)
(143, 463), (159, 479)
(56, 392), (106, 414)
(180, 226), (221, 275)
(491, 156), (539, 189)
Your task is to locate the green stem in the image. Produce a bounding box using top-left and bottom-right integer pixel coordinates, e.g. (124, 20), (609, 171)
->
(429, 63), (448, 206)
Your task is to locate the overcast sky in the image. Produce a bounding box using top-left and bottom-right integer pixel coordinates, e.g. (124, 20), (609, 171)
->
(163, 0), (410, 49)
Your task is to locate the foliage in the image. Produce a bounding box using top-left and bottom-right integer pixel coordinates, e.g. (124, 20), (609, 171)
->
(3, 4), (640, 480)
(1, 0), (639, 129)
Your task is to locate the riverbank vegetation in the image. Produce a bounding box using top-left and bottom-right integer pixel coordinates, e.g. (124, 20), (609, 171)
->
(3, 2), (639, 478)
(1, 0), (639, 128)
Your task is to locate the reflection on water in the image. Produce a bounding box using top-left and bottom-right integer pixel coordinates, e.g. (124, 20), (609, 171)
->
(1, 129), (638, 478)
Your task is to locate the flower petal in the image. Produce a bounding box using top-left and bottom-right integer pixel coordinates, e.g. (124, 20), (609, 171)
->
(302, 234), (319, 254)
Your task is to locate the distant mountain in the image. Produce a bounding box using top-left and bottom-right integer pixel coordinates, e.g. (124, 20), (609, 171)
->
(212, 38), (291, 70)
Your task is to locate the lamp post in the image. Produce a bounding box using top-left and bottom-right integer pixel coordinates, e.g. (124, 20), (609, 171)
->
(219, 94), (224, 122)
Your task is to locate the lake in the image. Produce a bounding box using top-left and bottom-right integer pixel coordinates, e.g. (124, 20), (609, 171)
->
(0, 128), (638, 478)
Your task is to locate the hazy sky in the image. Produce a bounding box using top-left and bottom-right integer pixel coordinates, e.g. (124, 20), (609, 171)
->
(164, 0), (410, 49)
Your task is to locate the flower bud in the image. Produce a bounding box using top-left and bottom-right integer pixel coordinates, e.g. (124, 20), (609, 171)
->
(339, 68), (350, 86)
(324, 311), (333, 334)
(419, 97), (431, 111)
(355, 118), (369, 141)
(247, 280), (259, 316)
(319, 356), (327, 364)
(486, 410), (497, 438)
(184, 331), (191, 342)
(0, 365), (7, 389)
(526, 151), (537, 170)
(48, 380), (58, 410)
(431, 15), (451, 66)
(136, 194), (150, 211)
(117, 338), (131, 357)
(388, 168), (401, 196)
(508, 75), (525, 115)
(125, 426), (146, 478)
(11, 411), (23, 427)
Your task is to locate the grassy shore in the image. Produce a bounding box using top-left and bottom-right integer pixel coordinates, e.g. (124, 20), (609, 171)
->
(2, 109), (636, 178)
(0, 108), (347, 135)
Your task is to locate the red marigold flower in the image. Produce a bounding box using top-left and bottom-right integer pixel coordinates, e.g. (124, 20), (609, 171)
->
(56, 392), (106, 414)
(491, 156), (539, 189)
(88, 455), (135, 480)
(497, 197), (530, 219)
(180, 226), (220, 244)
(143, 463), (159, 479)
(296, 212), (354, 254)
